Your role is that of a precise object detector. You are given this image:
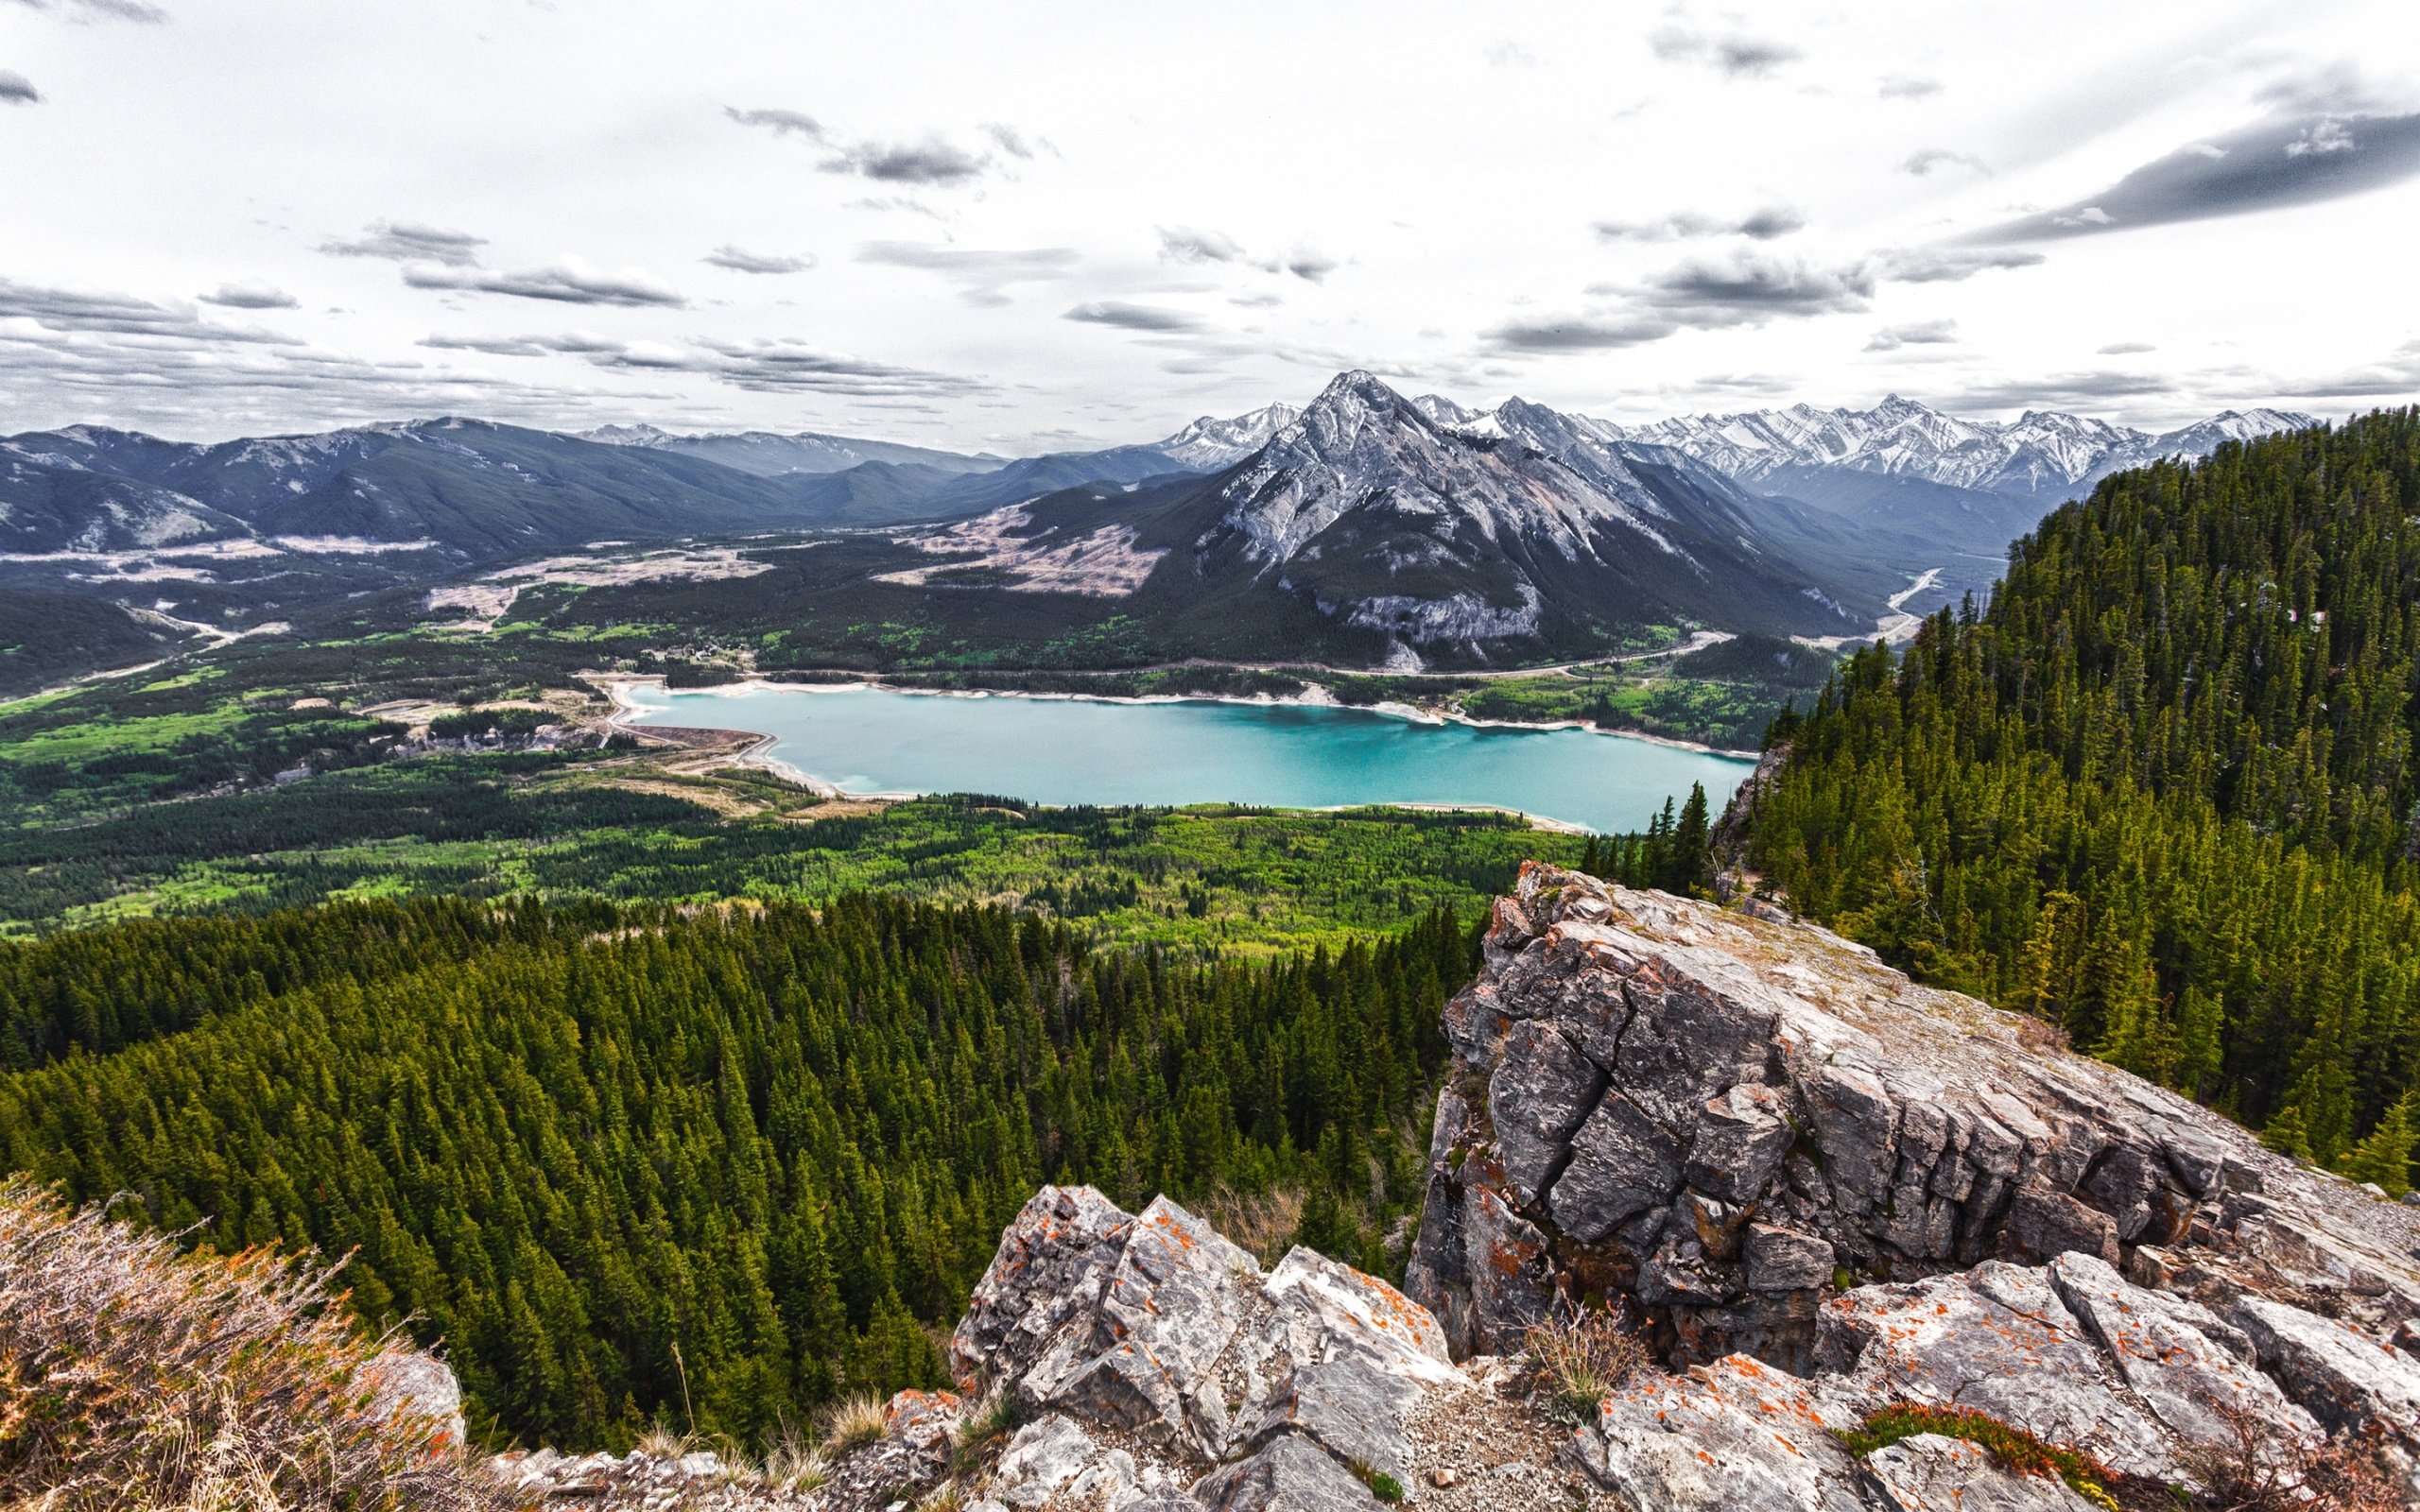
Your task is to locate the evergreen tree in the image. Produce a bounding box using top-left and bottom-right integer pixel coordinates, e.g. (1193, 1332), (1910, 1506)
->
(2341, 1095), (2420, 1198)
(2260, 1106), (2315, 1163)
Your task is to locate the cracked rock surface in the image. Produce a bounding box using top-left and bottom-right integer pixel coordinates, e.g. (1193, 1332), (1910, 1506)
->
(1408, 866), (2420, 1506)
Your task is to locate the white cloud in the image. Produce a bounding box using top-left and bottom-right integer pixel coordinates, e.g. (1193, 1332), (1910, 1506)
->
(0, 0), (2410, 441)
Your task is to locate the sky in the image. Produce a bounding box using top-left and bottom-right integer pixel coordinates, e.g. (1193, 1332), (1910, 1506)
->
(4, 0), (2418, 450)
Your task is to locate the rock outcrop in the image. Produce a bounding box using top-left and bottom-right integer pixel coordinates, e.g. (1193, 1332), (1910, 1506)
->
(939, 1186), (1465, 1511)
(1405, 865), (2420, 1504)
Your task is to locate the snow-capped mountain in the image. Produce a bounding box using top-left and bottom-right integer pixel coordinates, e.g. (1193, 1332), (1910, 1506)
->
(1602, 397), (2318, 499)
(2145, 408), (2315, 459)
(1151, 403), (1303, 470)
(934, 371), (1890, 666)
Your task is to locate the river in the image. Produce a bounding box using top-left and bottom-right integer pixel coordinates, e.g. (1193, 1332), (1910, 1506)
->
(617, 682), (1756, 834)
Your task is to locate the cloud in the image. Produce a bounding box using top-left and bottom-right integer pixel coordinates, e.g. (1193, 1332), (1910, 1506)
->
(1159, 227), (1248, 265)
(1492, 242), (2032, 354)
(724, 106), (824, 139)
(1972, 112), (2420, 242)
(728, 104), (994, 185)
(1649, 23), (1803, 78)
(1486, 313), (1685, 352)
(1154, 226), (1338, 282)
(1284, 249), (1340, 283)
(823, 137), (987, 185)
(689, 337), (983, 397)
(1940, 371), (2179, 409)
(1865, 318), (1960, 352)
(418, 328), (983, 399)
(320, 221), (487, 266)
(1594, 205), (1804, 241)
(402, 259), (685, 308)
(1483, 39), (1539, 68)
(5, 0), (165, 20)
(702, 245), (814, 275)
(1875, 246), (2043, 282)
(2244, 341), (2420, 402)
(858, 240), (1078, 306)
(199, 279), (299, 310)
(1646, 251), (1875, 317)
(1878, 74), (1942, 100)
(0, 70), (38, 104)
(2098, 341), (2156, 355)
(1900, 147), (1987, 177)
(420, 331), (632, 359)
(0, 275), (683, 436)
(981, 122), (1039, 158)
(1063, 301), (1202, 333)
(0, 275), (290, 342)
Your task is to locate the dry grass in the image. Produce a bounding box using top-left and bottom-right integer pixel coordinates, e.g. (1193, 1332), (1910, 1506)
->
(0, 1179), (505, 1512)
(2179, 1405), (2401, 1512)
(1197, 1184), (1305, 1268)
(916, 1479), (965, 1512)
(821, 1392), (889, 1455)
(2015, 1014), (2073, 1054)
(631, 1420), (694, 1459)
(758, 1420), (828, 1493)
(1520, 1297), (1651, 1425)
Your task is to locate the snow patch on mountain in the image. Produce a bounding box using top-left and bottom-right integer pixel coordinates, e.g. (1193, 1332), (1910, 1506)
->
(1152, 403), (1304, 469)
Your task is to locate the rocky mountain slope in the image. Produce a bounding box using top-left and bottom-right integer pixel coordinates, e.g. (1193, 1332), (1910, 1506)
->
(472, 864), (2420, 1509)
(890, 371), (1894, 667)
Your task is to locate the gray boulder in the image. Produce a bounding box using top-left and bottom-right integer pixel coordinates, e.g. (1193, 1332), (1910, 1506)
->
(1242, 1357), (1416, 1489)
(1815, 1262), (2181, 1480)
(2046, 1251), (2320, 1459)
(943, 1187), (1461, 1508)
(1578, 1354), (1868, 1512)
(1194, 1434), (1381, 1512)
(2230, 1293), (2420, 1439)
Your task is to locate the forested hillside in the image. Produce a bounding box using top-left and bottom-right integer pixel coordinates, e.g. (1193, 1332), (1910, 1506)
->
(1746, 408), (2420, 1168)
(0, 894), (1471, 1451)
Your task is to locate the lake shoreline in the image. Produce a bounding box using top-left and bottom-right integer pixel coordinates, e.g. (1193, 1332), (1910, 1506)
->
(596, 675), (1735, 833)
(596, 672), (1760, 759)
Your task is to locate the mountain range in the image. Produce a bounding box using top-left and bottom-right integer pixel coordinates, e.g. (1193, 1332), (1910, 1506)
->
(0, 377), (2324, 682)
(1604, 395), (2314, 498)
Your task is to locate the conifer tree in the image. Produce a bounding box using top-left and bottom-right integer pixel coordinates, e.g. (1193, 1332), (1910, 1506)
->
(2341, 1096), (2420, 1198)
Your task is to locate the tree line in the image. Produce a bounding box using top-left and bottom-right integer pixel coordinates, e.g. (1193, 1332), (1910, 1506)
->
(0, 894), (1473, 1451)
(1742, 409), (2420, 1181)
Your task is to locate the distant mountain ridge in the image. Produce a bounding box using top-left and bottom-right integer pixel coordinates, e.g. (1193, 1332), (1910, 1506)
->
(0, 418), (824, 561)
(577, 422), (1003, 478)
(1599, 394), (2318, 499)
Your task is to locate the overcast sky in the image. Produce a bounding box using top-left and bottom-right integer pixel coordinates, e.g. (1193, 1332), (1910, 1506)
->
(4, 0), (2418, 448)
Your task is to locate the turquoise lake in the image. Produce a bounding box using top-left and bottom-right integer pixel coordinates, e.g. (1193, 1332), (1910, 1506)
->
(619, 683), (1755, 834)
